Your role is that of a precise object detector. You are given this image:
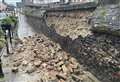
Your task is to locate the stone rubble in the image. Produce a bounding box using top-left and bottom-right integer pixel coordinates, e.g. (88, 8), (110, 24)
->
(11, 34), (100, 82)
(70, 34), (120, 82)
(47, 11), (92, 39)
(46, 12), (120, 82)
(10, 7), (120, 82)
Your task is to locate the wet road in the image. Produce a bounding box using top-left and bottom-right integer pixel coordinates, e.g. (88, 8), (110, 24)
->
(1, 15), (39, 82)
(18, 15), (35, 40)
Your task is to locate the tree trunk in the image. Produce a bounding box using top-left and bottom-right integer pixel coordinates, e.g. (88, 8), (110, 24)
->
(0, 59), (4, 78)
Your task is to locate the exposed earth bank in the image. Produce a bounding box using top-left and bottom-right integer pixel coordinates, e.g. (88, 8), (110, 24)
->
(46, 10), (120, 82)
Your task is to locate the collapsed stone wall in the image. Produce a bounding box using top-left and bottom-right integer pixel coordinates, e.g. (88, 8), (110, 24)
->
(12, 34), (102, 82)
(47, 11), (92, 39)
(25, 9), (120, 82)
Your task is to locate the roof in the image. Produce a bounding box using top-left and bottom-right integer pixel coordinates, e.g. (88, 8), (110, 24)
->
(0, 2), (7, 11)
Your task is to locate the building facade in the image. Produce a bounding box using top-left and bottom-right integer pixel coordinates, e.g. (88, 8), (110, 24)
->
(33, 0), (60, 4)
(22, 0), (94, 5)
(22, 0), (34, 5)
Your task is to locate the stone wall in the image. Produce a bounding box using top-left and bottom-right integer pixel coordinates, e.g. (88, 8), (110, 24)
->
(90, 5), (120, 36)
(46, 11), (92, 39)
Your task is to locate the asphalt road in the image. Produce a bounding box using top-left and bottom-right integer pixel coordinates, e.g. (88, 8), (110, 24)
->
(1, 15), (38, 82)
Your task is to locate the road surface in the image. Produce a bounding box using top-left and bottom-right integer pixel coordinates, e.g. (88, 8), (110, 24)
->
(1, 14), (38, 82)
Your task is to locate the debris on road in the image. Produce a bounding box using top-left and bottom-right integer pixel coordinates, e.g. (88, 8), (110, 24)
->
(11, 34), (100, 82)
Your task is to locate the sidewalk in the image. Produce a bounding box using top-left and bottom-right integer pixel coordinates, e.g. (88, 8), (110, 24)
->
(0, 14), (37, 82)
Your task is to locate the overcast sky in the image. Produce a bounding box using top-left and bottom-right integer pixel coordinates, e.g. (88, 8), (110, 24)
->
(0, 0), (21, 5)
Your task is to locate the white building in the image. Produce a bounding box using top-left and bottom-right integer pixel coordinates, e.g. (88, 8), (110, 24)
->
(22, 0), (34, 5)
(22, 0), (94, 5)
(33, 0), (60, 4)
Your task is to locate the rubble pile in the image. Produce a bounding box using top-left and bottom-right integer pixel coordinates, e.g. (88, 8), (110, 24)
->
(46, 12), (120, 82)
(47, 13), (92, 39)
(69, 34), (120, 81)
(11, 34), (95, 82)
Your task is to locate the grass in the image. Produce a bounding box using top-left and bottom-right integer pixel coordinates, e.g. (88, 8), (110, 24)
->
(0, 29), (5, 49)
(1, 16), (17, 25)
(0, 75), (5, 82)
